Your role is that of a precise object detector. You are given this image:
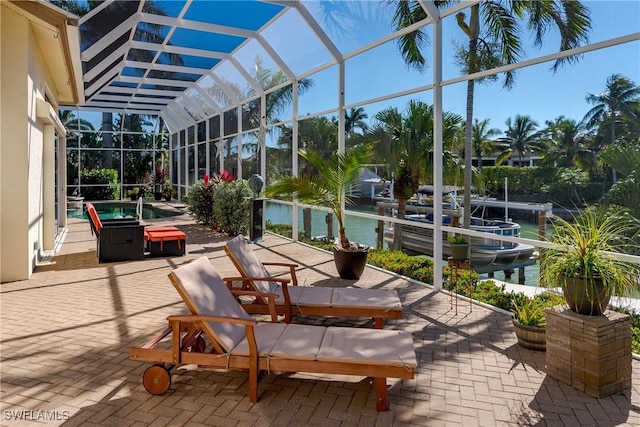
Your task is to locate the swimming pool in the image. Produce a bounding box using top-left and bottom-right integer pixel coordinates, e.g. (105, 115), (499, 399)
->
(68, 202), (183, 220)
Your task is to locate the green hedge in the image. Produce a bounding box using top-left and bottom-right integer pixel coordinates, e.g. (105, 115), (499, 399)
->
(187, 179), (252, 236)
(481, 166), (608, 205)
(80, 168), (120, 200)
(212, 180), (252, 236)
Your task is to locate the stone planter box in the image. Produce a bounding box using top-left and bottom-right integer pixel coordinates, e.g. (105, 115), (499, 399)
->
(545, 305), (631, 398)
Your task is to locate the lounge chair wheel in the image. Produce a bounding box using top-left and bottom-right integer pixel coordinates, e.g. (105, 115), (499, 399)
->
(143, 365), (171, 395)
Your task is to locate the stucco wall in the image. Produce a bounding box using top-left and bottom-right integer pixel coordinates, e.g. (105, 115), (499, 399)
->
(1, 5), (52, 282)
(1, 6), (31, 282)
(28, 24), (48, 274)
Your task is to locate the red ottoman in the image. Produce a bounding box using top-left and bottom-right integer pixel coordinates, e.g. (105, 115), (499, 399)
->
(145, 228), (186, 257)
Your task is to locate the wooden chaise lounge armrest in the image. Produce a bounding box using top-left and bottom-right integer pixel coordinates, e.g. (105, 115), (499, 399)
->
(224, 277), (293, 319)
(224, 276), (292, 292)
(229, 289), (278, 299)
(228, 289), (279, 322)
(262, 261), (298, 269)
(224, 276), (290, 285)
(166, 314), (258, 326)
(261, 262), (299, 285)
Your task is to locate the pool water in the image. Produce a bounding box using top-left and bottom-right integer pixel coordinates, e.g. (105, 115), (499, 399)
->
(68, 202), (181, 220)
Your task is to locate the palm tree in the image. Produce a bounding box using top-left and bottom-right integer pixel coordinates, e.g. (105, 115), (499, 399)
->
(216, 57), (314, 181)
(371, 100), (462, 226)
(581, 74), (640, 183)
(345, 107), (369, 136)
(390, 0), (591, 228)
(600, 145), (640, 217)
(539, 116), (591, 169)
(266, 143), (375, 251)
(497, 115), (543, 166)
(372, 101), (431, 226)
(471, 118), (502, 168)
(241, 56), (314, 129)
(59, 109), (94, 135)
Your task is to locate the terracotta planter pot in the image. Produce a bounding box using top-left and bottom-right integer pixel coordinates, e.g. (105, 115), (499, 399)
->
(333, 247), (368, 280)
(562, 275), (611, 316)
(512, 319), (546, 351)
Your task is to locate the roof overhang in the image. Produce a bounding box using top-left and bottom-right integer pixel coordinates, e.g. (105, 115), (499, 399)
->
(7, 0), (84, 106)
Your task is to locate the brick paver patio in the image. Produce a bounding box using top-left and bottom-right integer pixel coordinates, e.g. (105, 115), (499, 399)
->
(1, 218), (639, 426)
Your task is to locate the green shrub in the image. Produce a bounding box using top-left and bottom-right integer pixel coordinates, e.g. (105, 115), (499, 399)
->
(368, 250), (436, 284)
(212, 180), (252, 236)
(532, 291), (565, 307)
(611, 307), (640, 354)
(81, 168), (120, 200)
(186, 180), (216, 227)
(482, 166), (555, 194)
(266, 221), (293, 239)
(481, 165), (607, 205)
(466, 280), (527, 311)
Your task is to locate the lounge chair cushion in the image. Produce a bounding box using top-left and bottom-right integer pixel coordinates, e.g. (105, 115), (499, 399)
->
(172, 256), (252, 352)
(232, 323), (287, 357)
(280, 286), (333, 307)
(331, 288), (402, 309)
(225, 236), (280, 293)
(317, 327), (417, 368)
(269, 324), (326, 360)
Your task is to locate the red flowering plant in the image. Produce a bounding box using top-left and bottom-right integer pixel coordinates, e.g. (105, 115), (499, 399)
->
(212, 170), (235, 183)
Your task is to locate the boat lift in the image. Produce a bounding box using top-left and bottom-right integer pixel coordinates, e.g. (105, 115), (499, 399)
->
(375, 200), (553, 284)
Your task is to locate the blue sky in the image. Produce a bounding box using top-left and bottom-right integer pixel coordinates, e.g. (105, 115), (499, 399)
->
(292, 0), (640, 135)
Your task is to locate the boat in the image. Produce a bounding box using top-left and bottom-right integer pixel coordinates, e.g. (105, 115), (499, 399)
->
(380, 202), (537, 274)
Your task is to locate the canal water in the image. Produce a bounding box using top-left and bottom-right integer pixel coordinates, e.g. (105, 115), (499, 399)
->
(265, 202), (546, 286)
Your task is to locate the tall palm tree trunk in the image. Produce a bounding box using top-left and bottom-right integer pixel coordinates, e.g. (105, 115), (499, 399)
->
(611, 119), (617, 183)
(102, 112), (113, 167)
(393, 195), (409, 250)
(463, 37), (478, 229)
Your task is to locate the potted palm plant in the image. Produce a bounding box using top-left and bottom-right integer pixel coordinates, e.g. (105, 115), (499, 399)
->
(540, 207), (639, 316)
(266, 143), (375, 279)
(511, 292), (565, 351)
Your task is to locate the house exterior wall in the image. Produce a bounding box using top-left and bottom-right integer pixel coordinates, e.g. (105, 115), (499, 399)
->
(1, 5), (56, 282)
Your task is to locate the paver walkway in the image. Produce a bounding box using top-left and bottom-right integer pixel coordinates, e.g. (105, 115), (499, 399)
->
(1, 219), (639, 426)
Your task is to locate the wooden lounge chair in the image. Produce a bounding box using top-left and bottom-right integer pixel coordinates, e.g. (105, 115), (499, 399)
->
(129, 256), (416, 411)
(224, 235), (403, 327)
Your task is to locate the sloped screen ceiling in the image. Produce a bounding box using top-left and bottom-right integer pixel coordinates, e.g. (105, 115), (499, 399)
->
(78, 0), (286, 131)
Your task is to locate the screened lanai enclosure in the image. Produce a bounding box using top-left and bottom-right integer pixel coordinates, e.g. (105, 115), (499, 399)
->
(62, 0), (640, 287)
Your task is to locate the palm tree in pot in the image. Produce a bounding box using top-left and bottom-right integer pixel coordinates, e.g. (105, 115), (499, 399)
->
(540, 207), (639, 316)
(266, 143), (375, 279)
